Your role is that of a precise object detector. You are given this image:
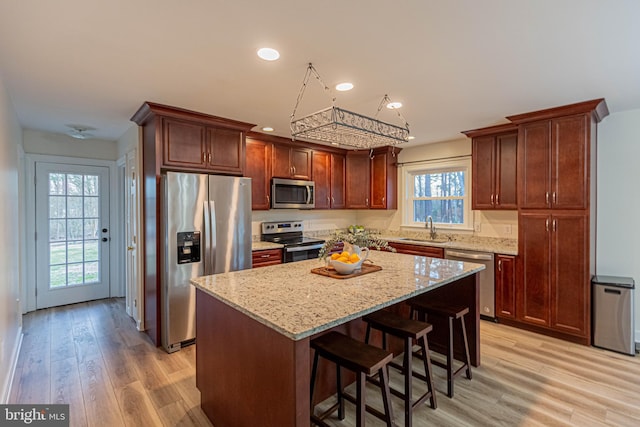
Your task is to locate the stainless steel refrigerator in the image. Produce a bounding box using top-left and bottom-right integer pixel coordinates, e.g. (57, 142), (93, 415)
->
(162, 172), (252, 353)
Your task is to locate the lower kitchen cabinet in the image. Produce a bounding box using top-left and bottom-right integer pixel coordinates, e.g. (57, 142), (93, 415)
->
(517, 211), (590, 341)
(387, 242), (444, 258)
(495, 254), (516, 319)
(252, 249), (283, 268)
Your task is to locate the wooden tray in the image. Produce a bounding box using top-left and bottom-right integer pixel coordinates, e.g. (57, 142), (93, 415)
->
(311, 263), (382, 279)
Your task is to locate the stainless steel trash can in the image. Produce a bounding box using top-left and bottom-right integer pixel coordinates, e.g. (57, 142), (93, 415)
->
(592, 275), (635, 356)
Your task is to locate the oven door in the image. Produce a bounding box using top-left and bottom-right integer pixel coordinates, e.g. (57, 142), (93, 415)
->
(283, 244), (323, 263)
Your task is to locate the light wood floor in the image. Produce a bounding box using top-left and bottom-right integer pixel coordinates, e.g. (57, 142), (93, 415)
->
(10, 298), (640, 427)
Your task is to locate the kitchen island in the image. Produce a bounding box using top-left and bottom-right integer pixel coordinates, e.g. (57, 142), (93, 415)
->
(191, 251), (484, 427)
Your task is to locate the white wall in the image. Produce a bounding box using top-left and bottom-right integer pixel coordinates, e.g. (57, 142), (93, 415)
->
(23, 128), (117, 160)
(0, 75), (23, 403)
(116, 125), (139, 159)
(596, 108), (640, 341)
(359, 138), (519, 238)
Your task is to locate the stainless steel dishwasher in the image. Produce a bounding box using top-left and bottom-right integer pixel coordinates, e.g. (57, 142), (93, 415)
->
(445, 249), (495, 320)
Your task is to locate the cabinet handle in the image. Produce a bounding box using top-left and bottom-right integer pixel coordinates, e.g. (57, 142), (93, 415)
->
(495, 193), (499, 205)
(552, 192), (557, 205)
(382, 196), (385, 206)
(366, 198), (369, 207)
(331, 196), (335, 204)
(545, 192), (549, 205)
(498, 259), (502, 272)
(490, 194), (494, 205)
(327, 196), (331, 204)
(266, 195), (270, 206)
(553, 219), (557, 232)
(208, 152), (212, 163)
(292, 166), (296, 175)
(260, 254), (271, 258)
(545, 218), (549, 232)
(202, 152), (207, 163)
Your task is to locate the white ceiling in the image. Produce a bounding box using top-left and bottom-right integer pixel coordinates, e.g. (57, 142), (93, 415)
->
(1, 0), (639, 147)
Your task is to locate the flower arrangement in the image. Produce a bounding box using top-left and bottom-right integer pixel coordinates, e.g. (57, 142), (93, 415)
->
(318, 228), (396, 260)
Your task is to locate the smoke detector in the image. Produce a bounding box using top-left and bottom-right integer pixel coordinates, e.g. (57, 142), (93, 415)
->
(66, 125), (96, 140)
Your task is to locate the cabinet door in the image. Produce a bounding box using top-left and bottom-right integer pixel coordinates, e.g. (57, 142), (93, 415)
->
(252, 249), (283, 268)
(496, 133), (518, 209)
(312, 151), (331, 209)
(496, 255), (516, 319)
(517, 212), (551, 326)
(271, 144), (292, 178)
(245, 138), (272, 210)
(291, 147), (312, 180)
(471, 136), (496, 210)
(370, 151), (388, 209)
(330, 153), (346, 209)
(206, 127), (243, 174)
(162, 118), (207, 169)
(550, 213), (588, 336)
(552, 114), (589, 209)
(519, 121), (551, 209)
(345, 152), (370, 208)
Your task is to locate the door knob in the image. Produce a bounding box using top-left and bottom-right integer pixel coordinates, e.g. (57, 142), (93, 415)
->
(102, 228), (108, 233)
(127, 246), (134, 251)
(102, 237), (108, 242)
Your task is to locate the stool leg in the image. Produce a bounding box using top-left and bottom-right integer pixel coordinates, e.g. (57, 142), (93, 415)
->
(365, 323), (372, 344)
(447, 315), (454, 398)
(337, 365), (345, 420)
(419, 336), (437, 409)
(460, 316), (472, 380)
(379, 365), (395, 427)
(403, 337), (413, 427)
(310, 351), (320, 412)
(356, 372), (366, 427)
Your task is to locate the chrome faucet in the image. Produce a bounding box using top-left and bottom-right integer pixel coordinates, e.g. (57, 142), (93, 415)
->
(426, 216), (437, 240)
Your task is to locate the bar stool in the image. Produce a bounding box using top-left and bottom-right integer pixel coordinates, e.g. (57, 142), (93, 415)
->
(363, 310), (437, 427)
(408, 298), (472, 398)
(310, 331), (395, 427)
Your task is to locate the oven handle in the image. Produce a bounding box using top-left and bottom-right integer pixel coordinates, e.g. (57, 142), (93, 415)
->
(285, 243), (324, 253)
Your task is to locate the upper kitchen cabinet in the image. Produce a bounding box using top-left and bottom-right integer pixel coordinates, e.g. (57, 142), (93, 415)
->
(245, 137), (272, 210)
(462, 123), (518, 210)
(370, 146), (400, 209)
(132, 102), (255, 176)
(272, 143), (312, 180)
(508, 99), (609, 210)
(345, 151), (371, 208)
(312, 150), (345, 209)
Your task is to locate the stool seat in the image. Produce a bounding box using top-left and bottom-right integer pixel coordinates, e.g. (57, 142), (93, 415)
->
(310, 331), (395, 427)
(363, 310), (437, 427)
(408, 298), (472, 399)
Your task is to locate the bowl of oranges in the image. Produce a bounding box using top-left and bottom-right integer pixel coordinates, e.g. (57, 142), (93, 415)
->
(329, 246), (369, 275)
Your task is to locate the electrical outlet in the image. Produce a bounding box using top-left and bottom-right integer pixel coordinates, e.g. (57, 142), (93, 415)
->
(474, 223), (482, 232)
(503, 224), (512, 235)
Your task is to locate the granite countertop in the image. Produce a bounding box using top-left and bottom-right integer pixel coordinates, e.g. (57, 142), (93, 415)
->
(379, 235), (518, 256)
(191, 251), (485, 341)
(251, 241), (284, 251)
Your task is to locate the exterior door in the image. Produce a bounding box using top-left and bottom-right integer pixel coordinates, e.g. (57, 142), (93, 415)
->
(35, 162), (110, 309)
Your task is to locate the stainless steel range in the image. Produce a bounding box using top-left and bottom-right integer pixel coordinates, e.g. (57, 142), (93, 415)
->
(261, 221), (325, 263)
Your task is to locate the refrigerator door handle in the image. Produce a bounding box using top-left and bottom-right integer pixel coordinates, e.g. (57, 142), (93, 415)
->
(209, 200), (217, 274)
(203, 201), (216, 275)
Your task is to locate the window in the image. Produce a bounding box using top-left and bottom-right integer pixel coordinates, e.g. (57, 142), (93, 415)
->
(402, 158), (472, 230)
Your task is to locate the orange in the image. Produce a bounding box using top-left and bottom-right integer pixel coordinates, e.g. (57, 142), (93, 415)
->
(330, 253), (341, 260)
(349, 253), (360, 263)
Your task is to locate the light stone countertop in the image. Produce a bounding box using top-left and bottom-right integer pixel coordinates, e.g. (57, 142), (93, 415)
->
(251, 241), (284, 251)
(379, 235), (518, 256)
(191, 251), (485, 341)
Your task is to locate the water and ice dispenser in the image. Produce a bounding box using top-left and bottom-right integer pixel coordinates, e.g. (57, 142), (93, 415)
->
(177, 231), (201, 264)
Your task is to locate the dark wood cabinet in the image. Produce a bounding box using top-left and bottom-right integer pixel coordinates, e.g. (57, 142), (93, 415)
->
(387, 242), (444, 258)
(517, 211), (589, 336)
(272, 144), (312, 180)
(495, 254), (516, 319)
(463, 123), (517, 210)
(516, 113), (590, 210)
(252, 248), (283, 268)
(370, 147), (399, 209)
(245, 138), (272, 210)
(346, 147), (400, 210)
(345, 151), (370, 208)
(162, 117), (244, 175)
(131, 102), (255, 346)
(312, 151), (345, 209)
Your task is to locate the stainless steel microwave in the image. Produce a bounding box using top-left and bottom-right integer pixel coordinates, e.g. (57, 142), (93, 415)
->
(271, 178), (315, 209)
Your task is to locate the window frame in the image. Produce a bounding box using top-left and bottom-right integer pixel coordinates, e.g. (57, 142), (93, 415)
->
(401, 157), (473, 230)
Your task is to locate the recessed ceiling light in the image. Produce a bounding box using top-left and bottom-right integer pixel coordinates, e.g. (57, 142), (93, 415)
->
(257, 47), (280, 61)
(262, 126), (274, 132)
(335, 82), (353, 91)
(386, 101), (402, 109)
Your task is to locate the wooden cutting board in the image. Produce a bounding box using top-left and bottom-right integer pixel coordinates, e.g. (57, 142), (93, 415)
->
(311, 263), (382, 279)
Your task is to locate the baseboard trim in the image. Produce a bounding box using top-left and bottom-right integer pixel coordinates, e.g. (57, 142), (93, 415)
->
(1, 327), (23, 404)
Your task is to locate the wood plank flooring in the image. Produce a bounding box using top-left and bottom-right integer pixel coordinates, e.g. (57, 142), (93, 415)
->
(10, 298), (640, 426)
